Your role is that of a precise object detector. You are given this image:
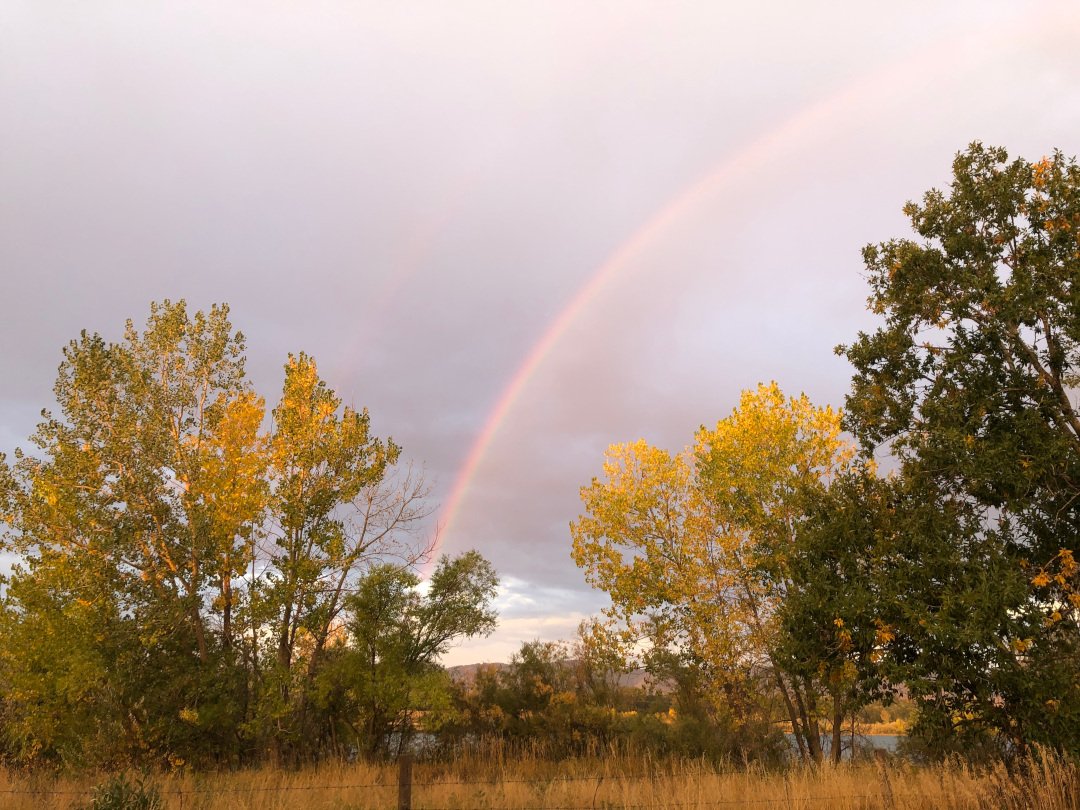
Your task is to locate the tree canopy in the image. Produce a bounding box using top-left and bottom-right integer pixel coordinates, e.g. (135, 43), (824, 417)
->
(571, 382), (861, 763)
(840, 143), (1080, 754)
(569, 144), (1080, 762)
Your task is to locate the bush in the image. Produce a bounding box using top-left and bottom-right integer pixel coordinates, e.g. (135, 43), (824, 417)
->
(82, 773), (163, 810)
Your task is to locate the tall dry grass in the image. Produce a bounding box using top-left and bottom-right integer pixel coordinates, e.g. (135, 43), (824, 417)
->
(0, 747), (1075, 809)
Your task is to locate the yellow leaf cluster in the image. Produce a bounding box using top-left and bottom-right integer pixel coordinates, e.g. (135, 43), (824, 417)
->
(836, 628), (853, 653)
(874, 619), (895, 646)
(1032, 157), (1052, 189)
(571, 383), (859, 708)
(1029, 549), (1080, 625)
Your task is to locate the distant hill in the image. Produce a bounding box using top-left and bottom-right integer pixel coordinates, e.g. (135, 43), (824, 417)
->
(445, 661), (667, 692)
(445, 662), (508, 684)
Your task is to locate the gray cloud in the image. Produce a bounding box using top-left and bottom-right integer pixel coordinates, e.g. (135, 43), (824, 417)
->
(3, 0), (1079, 663)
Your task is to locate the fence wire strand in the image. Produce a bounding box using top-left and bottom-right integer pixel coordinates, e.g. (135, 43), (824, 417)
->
(0, 777), (890, 805)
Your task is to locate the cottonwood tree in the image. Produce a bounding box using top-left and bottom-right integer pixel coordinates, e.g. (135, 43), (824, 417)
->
(0, 301), (263, 765)
(571, 383), (858, 764)
(774, 468), (899, 764)
(253, 352), (435, 762)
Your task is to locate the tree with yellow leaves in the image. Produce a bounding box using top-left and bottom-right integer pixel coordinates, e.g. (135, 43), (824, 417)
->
(256, 352), (434, 764)
(0, 302), (443, 768)
(0, 300), (264, 766)
(571, 382), (859, 764)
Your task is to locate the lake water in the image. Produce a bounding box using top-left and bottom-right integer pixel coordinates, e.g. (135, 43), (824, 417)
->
(787, 734), (902, 760)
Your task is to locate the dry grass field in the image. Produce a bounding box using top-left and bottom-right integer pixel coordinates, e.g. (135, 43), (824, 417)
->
(0, 748), (1075, 809)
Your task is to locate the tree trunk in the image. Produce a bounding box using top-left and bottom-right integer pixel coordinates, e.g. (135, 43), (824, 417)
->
(792, 681), (823, 764)
(830, 691), (844, 765)
(773, 669), (810, 764)
(190, 600), (209, 663)
(222, 557), (233, 650)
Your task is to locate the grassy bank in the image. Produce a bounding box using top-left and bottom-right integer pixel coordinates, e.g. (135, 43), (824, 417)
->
(1, 749), (1075, 809)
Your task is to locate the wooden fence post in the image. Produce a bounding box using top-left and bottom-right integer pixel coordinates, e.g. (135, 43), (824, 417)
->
(874, 749), (896, 810)
(398, 754), (413, 810)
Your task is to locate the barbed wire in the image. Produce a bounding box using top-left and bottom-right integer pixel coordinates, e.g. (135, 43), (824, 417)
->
(390, 803), (866, 810)
(0, 784), (886, 807)
(0, 777), (892, 805)
(0, 780), (1037, 810)
(0, 770), (816, 796)
(0, 767), (1010, 809)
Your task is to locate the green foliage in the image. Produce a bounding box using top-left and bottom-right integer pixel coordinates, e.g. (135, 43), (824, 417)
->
(840, 143), (1080, 756)
(446, 638), (623, 754)
(445, 633), (785, 764)
(316, 552), (499, 758)
(81, 774), (162, 810)
(0, 300), (452, 769)
(774, 467), (895, 761)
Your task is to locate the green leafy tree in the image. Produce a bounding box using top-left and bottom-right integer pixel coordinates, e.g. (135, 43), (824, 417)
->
(318, 551), (498, 758)
(841, 143), (1080, 755)
(569, 618), (629, 709)
(775, 468), (899, 763)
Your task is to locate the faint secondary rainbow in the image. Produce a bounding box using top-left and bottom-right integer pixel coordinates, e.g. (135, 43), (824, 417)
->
(430, 7), (1060, 569)
(334, 172), (480, 399)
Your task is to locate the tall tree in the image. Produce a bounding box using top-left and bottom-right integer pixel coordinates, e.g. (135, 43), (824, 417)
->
(774, 468), (897, 764)
(255, 352), (434, 762)
(0, 301), (443, 768)
(841, 143), (1080, 754)
(571, 383), (858, 763)
(0, 300), (263, 766)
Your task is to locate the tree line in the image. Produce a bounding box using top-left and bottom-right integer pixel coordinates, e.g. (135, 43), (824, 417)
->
(1, 142), (1078, 770)
(0, 302), (498, 768)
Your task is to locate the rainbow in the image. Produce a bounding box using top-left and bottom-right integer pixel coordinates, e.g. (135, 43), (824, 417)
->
(336, 172), (480, 389)
(427, 6), (1062, 569)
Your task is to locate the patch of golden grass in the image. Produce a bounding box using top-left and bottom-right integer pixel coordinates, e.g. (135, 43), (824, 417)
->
(0, 748), (1075, 809)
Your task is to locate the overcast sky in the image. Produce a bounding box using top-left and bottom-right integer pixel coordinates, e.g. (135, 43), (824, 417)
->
(3, 0), (1080, 664)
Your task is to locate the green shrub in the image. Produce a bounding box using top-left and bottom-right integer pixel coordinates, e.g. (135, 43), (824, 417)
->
(82, 773), (163, 810)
